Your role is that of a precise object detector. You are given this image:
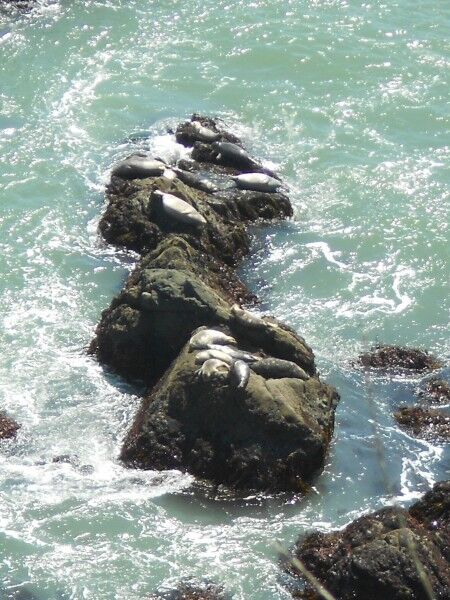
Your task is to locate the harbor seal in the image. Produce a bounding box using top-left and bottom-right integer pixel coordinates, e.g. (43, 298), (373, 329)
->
(206, 344), (259, 363)
(211, 141), (258, 169)
(191, 121), (221, 143)
(196, 358), (230, 382)
(231, 173), (282, 193)
(189, 329), (237, 350)
(112, 156), (166, 179)
(172, 167), (219, 193)
(229, 360), (250, 389)
(250, 358), (309, 380)
(231, 304), (279, 331)
(195, 349), (234, 365)
(153, 190), (207, 226)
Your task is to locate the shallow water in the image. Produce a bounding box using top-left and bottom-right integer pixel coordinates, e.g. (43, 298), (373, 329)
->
(0, 1), (449, 598)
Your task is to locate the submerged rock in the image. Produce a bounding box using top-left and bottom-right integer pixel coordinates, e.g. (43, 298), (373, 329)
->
(418, 378), (450, 405)
(286, 480), (450, 599)
(394, 406), (450, 442)
(0, 412), (20, 440)
(121, 342), (338, 492)
(147, 582), (230, 600)
(358, 345), (443, 372)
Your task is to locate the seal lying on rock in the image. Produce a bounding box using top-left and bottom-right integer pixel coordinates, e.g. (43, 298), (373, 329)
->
(206, 344), (259, 363)
(171, 167), (219, 193)
(195, 349), (234, 365)
(231, 303), (278, 331)
(250, 357), (309, 380)
(231, 173), (282, 193)
(189, 329), (237, 350)
(112, 156), (166, 179)
(153, 190), (207, 226)
(229, 359), (250, 390)
(196, 358), (230, 382)
(211, 141), (259, 170)
(191, 120), (221, 143)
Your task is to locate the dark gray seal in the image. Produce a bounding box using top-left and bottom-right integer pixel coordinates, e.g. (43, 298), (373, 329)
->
(211, 141), (258, 169)
(172, 167), (219, 193)
(250, 358), (309, 380)
(229, 359), (250, 389)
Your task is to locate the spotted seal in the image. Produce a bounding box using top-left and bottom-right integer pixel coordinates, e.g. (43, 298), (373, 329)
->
(153, 190), (207, 226)
(112, 156), (166, 179)
(191, 120), (221, 143)
(229, 359), (250, 390)
(206, 344), (259, 363)
(250, 358), (309, 380)
(189, 329), (237, 350)
(195, 349), (234, 365)
(196, 358), (230, 382)
(231, 173), (282, 193)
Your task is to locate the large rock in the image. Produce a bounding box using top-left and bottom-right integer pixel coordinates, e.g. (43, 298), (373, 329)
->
(121, 342), (338, 492)
(287, 480), (450, 599)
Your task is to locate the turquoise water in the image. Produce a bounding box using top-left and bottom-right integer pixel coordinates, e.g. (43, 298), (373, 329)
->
(0, 1), (449, 598)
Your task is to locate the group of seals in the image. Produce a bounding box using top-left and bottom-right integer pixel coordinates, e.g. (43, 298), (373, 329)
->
(110, 117), (286, 200)
(152, 190), (207, 227)
(190, 327), (309, 389)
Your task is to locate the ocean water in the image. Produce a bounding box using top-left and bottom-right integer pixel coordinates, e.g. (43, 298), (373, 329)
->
(0, 1), (449, 598)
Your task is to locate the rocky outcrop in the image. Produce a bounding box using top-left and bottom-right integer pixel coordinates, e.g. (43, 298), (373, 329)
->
(121, 339), (338, 492)
(358, 345), (443, 372)
(147, 583), (230, 600)
(286, 480), (450, 599)
(0, 412), (20, 440)
(92, 115), (339, 491)
(394, 406), (450, 442)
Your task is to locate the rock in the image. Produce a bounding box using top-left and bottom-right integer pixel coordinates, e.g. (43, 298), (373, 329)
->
(91, 268), (231, 383)
(286, 480), (450, 599)
(394, 406), (450, 442)
(120, 342), (339, 492)
(418, 378), (450, 405)
(147, 582), (230, 600)
(0, 412), (20, 440)
(92, 154), (297, 384)
(358, 345), (443, 372)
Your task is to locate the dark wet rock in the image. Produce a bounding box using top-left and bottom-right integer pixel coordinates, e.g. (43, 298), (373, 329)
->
(52, 454), (80, 466)
(121, 342), (338, 492)
(0, 412), (20, 440)
(99, 177), (162, 253)
(418, 378), (450, 405)
(147, 582), (231, 600)
(409, 480), (450, 542)
(394, 406), (450, 442)
(358, 345), (443, 372)
(286, 480), (450, 599)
